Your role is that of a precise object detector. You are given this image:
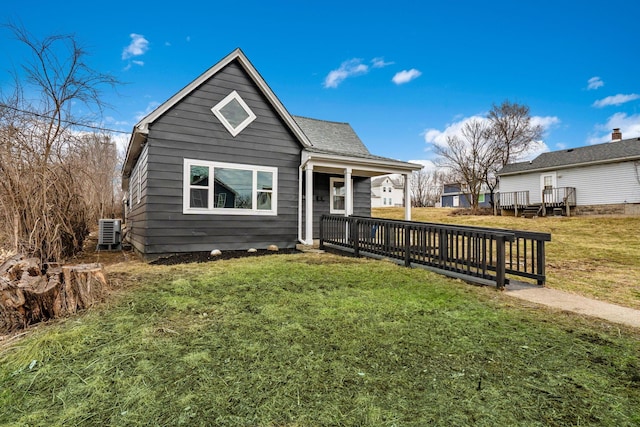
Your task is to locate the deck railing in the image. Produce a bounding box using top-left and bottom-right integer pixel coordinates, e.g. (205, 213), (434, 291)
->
(498, 191), (530, 216)
(319, 215), (551, 288)
(541, 187), (576, 215)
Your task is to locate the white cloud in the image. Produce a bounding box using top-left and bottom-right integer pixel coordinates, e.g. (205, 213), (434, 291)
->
(122, 34), (149, 60)
(104, 116), (130, 127)
(392, 69), (422, 85)
(135, 101), (161, 122)
(587, 76), (604, 90)
(424, 115), (488, 148)
(592, 93), (640, 108)
(588, 112), (640, 144)
(132, 60), (144, 67)
(323, 59), (369, 88)
(407, 159), (438, 173)
(531, 115), (561, 130)
(112, 132), (132, 155)
(371, 57), (394, 68)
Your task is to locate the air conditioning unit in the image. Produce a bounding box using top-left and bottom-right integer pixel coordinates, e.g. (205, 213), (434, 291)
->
(97, 219), (122, 250)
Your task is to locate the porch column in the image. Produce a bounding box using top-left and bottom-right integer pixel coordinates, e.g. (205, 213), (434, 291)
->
(305, 164), (314, 245)
(404, 173), (412, 220)
(344, 168), (352, 216)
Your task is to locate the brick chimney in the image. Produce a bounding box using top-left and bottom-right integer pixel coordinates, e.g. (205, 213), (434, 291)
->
(612, 128), (622, 141)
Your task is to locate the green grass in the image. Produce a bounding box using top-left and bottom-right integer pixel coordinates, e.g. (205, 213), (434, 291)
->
(2, 254), (639, 426)
(374, 207), (640, 309)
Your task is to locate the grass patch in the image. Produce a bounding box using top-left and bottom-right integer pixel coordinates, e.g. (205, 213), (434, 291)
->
(374, 207), (640, 309)
(1, 254), (639, 426)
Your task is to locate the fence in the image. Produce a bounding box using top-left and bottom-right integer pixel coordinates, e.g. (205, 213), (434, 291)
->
(319, 215), (551, 288)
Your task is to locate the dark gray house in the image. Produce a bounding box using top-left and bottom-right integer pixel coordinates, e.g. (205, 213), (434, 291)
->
(121, 48), (420, 259)
(440, 183), (492, 208)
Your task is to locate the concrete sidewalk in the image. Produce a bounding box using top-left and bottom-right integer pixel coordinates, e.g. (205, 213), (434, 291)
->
(505, 281), (640, 329)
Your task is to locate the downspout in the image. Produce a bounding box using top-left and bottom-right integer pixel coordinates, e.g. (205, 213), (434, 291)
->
(298, 165), (304, 244)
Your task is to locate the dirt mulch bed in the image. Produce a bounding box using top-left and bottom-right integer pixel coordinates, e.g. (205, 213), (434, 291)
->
(150, 249), (301, 266)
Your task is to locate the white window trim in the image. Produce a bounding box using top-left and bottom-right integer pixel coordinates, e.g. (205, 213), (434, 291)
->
(211, 90), (257, 137)
(330, 177), (353, 214)
(183, 159), (277, 216)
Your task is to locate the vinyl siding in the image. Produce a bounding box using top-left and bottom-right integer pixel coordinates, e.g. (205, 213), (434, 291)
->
(303, 173), (371, 238)
(126, 143), (148, 253)
(371, 177), (405, 207)
(557, 162), (640, 205)
(499, 160), (640, 205)
(499, 173), (540, 203)
(440, 193), (492, 208)
(141, 60), (301, 255)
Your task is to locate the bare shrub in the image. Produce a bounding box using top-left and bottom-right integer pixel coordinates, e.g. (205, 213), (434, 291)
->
(0, 23), (119, 261)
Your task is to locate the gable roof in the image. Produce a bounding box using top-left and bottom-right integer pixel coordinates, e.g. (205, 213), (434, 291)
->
(294, 116), (420, 171)
(371, 175), (403, 188)
(122, 48), (311, 181)
(499, 137), (640, 176)
(122, 48), (421, 187)
(293, 116), (370, 157)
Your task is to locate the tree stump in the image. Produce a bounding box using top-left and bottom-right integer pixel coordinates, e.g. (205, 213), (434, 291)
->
(0, 255), (107, 334)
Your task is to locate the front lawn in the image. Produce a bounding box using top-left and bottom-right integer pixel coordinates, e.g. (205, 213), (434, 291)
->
(1, 254), (638, 426)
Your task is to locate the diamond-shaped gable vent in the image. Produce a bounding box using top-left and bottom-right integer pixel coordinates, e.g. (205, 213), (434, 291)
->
(211, 90), (256, 137)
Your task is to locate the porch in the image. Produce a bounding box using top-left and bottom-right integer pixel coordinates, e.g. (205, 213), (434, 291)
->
(499, 187), (576, 217)
(299, 150), (421, 245)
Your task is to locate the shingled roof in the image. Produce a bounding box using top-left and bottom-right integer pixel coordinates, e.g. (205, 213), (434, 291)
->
(293, 116), (418, 167)
(499, 137), (640, 176)
(293, 116), (370, 156)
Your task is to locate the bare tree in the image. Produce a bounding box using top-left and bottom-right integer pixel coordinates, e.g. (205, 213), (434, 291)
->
(0, 23), (118, 261)
(433, 119), (493, 212)
(485, 100), (544, 209)
(72, 133), (121, 221)
(411, 168), (447, 207)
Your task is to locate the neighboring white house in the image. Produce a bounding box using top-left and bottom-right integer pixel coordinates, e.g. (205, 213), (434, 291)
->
(497, 129), (640, 216)
(371, 175), (405, 207)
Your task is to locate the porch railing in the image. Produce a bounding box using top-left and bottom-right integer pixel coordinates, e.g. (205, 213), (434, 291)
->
(541, 187), (576, 215)
(319, 215), (551, 288)
(499, 190), (530, 208)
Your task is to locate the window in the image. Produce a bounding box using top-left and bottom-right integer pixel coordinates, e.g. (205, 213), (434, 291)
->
(183, 159), (277, 215)
(383, 187), (386, 192)
(211, 90), (257, 137)
(478, 194), (485, 203)
(330, 177), (353, 214)
(383, 198), (386, 206)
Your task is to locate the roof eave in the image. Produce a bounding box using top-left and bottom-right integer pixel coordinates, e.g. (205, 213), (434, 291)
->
(302, 150), (422, 175)
(121, 124), (148, 189)
(121, 48), (314, 186)
(132, 48), (311, 147)
(499, 154), (640, 176)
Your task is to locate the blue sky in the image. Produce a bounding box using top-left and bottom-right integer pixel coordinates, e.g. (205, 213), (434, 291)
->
(2, 0), (639, 167)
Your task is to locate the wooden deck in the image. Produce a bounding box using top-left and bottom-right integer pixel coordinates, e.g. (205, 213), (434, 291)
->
(500, 187), (576, 217)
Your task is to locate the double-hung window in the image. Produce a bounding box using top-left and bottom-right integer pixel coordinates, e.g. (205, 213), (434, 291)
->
(330, 177), (353, 214)
(183, 159), (277, 215)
